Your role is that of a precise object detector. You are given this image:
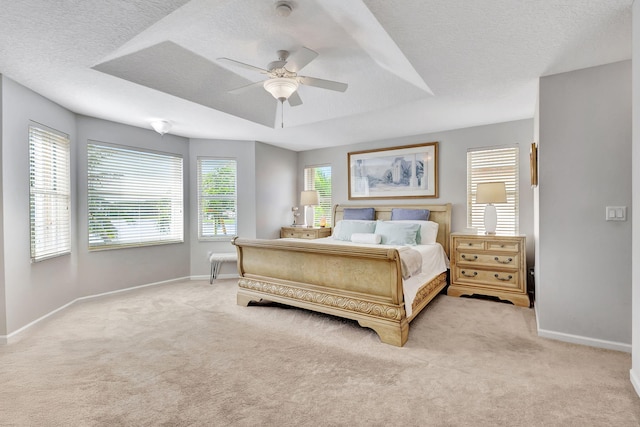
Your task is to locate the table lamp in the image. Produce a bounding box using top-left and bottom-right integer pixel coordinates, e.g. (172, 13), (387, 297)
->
(476, 182), (507, 235)
(300, 190), (319, 228)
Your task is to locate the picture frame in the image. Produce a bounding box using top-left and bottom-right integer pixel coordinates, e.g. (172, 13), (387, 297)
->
(348, 142), (438, 200)
(530, 142), (538, 187)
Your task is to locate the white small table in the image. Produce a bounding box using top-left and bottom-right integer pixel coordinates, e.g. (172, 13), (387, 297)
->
(208, 252), (237, 284)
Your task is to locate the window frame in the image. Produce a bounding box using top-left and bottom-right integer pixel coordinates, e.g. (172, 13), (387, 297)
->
(87, 141), (184, 250)
(197, 157), (238, 241)
(467, 145), (520, 235)
(304, 164), (332, 227)
(29, 122), (71, 262)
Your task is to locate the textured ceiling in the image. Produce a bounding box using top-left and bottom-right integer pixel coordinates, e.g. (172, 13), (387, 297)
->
(0, 0), (632, 151)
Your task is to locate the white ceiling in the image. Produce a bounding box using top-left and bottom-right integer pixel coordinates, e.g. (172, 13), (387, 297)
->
(0, 0), (632, 151)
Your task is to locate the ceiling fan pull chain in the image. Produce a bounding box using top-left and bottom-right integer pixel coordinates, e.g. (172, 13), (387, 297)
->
(281, 100), (285, 128)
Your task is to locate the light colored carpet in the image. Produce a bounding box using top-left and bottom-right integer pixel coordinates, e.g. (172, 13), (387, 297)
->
(1, 279), (638, 426)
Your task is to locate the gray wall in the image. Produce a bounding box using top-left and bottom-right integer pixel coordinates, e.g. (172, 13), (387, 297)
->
(187, 140), (297, 277)
(255, 142), (297, 239)
(188, 138), (257, 277)
(538, 60), (632, 348)
(75, 116), (191, 296)
(0, 78), (7, 335)
(0, 77), (192, 335)
(2, 76), (78, 333)
(631, 0), (640, 395)
(0, 76), (299, 334)
(297, 119), (535, 264)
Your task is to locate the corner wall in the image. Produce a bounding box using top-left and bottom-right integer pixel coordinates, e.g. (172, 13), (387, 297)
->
(255, 142), (297, 239)
(2, 76), (78, 333)
(630, 0), (640, 396)
(75, 116), (191, 297)
(0, 77), (192, 336)
(188, 138), (257, 277)
(0, 76), (5, 337)
(538, 61), (632, 350)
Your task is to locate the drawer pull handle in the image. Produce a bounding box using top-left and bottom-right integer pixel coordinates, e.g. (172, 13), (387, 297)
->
(461, 254), (478, 261)
(467, 243), (473, 246)
(494, 274), (513, 281)
(461, 270), (477, 278)
(500, 244), (505, 248)
(494, 257), (513, 264)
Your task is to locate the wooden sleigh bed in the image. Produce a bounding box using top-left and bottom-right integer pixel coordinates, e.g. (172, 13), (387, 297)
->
(232, 203), (452, 346)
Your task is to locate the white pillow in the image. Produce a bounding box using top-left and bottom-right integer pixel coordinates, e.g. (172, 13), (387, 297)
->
(351, 233), (382, 244)
(387, 220), (439, 244)
(374, 221), (420, 245)
(332, 220), (377, 241)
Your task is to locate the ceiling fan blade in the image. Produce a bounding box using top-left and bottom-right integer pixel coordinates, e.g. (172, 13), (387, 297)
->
(285, 47), (318, 72)
(288, 91), (303, 107)
(218, 57), (269, 74)
(227, 80), (264, 95)
(298, 76), (348, 92)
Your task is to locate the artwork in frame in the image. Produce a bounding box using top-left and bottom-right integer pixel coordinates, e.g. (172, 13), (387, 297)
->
(348, 142), (438, 200)
(530, 142), (538, 187)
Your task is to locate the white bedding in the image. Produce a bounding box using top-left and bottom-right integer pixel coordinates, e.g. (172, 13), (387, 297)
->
(281, 237), (450, 318)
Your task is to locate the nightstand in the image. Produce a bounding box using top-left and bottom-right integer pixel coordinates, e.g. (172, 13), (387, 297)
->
(280, 226), (332, 239)
(448, 233), (529, 307)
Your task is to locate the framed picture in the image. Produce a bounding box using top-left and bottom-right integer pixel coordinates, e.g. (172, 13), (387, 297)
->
(348, 142), (438, 200)
(530, 142), (538, 187)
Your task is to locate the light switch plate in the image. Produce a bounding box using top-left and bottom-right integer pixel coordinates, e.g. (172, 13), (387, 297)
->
(605, 206), (626, 221)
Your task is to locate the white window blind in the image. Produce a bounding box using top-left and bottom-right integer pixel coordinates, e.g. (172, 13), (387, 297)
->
(304, 165), (332, 227)
(29, 124), (71, 262)
(467, 146), (519, 235)
(87, 143), (183, 249)
(198, 158), (237, 239)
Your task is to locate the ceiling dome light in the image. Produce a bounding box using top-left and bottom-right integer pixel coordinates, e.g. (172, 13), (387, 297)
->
(263, 77), (299, 102)
(150, 120), (172, 135)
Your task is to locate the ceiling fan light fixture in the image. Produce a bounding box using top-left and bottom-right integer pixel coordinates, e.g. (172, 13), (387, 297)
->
(150, 120), (172, 135)
(263, 77), (299, 101)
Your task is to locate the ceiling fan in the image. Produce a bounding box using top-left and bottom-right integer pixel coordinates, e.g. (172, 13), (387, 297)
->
(218, 47), (348, 108)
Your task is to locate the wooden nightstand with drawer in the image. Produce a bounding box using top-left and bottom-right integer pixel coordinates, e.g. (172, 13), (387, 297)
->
(280, 227), (332, 239)
(448, 233), (529, 307)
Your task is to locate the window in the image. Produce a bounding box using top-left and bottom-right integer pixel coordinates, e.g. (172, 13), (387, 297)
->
(198, 158), (237, 239)
(467, 146), (519, 235)
(87, 143), (183, 249)
(304, 165), (332, 227)
(29, 124), (71, 262)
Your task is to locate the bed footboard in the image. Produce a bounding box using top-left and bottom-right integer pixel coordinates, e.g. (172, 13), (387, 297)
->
(233, 237), (410, 346)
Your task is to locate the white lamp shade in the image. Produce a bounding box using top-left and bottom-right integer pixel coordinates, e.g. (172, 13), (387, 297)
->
(476, 182), (507, 204)
(300, 190), (319, 206)
(263, 77), (299, 101)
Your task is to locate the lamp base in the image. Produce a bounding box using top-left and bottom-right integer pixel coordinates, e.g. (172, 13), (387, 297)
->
(484, 204), (497, 235)
(305, 206), (315, 228)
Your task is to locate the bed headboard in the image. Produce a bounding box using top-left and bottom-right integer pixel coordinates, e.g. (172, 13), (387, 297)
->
(333, 203), (452, 256)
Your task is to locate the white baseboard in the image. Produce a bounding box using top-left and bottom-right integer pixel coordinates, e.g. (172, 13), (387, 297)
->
(631, 368), (640, 398)
(2, 276), (191, 344)
(191, 274), (239, 281)
(537, 328), (631, 353)
(75, 276), (191, 303)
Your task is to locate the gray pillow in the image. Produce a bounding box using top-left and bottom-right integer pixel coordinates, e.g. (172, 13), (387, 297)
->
(343, 207), (375, 220)
(391, 208), (430, 221)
